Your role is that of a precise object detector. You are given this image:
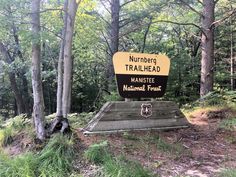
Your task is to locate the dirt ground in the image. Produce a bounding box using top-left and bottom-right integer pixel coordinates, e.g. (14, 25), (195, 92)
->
(77, 108), (236, 177)
(3, 107), (236, 177)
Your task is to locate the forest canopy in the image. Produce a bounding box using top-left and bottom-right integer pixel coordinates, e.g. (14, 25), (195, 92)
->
(0, 0), (235, 124)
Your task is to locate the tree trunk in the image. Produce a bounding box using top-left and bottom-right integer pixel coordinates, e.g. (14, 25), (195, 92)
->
(106, 0), (120, 87)
(62, 0), (78, 118)
(110, 0), (120, 62)
(141, 17), (152, 53)
(12, 24), (31, 115)
(200, 0), (215, 97)
(230, 7), (235, 90)
(31, 0), (46, 141)
(7, 5), (30, 115)
(56, 0), (68, 117)
(68, 57), (73, 113)
(8, 73), (25, 114)
(0, 42), (25, 114)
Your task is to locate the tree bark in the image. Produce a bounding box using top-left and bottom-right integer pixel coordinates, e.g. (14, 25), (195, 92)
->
(8, 73), (25, 114)
(56, 0), (68, 117)
(31, 0), (46, 141)
(106, 0), (120, 87)
(230, 7), (235, 90)
(62, 0), (78, 118)
(141, 17), (152, 53)
(200, 0), (215, 97)
(12, 24), (31, 115)
(1, 5), (30, 115)
(0, 42), (25, 114)
(110, 0), (120, 61)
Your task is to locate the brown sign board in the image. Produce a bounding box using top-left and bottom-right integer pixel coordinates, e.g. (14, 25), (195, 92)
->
(113, 52), (170, 98)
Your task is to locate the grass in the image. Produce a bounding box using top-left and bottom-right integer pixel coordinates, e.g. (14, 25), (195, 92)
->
(85, 141), (153, 177)
(218, 168), (236, 177)
(181, 90), (236, 118)
(192, 90), (236, 108)
(0, 115), (4, 128)
(122, 132), (139, 141)
(38, 134), (75, 177)
(0, 126), (14, 147)
(0, 133), (76, 177)
(182, 106), (225, 119)
(0, 152), (38, 177)
(69, 112), (94, 128)
(4, 114), (29, 130)
(155, 136), (184, 156)
(103, 156), (152, 177)
(0, 115), (78, 177)
(0, 114), (31, 147)
(46, 112), (95, 129)
(225, 136), (236, 144)
(219, 117), (236, 131)
(84, 141), (110, 164)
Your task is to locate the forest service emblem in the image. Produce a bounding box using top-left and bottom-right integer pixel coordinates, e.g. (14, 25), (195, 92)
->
(141, 103), (152, 118)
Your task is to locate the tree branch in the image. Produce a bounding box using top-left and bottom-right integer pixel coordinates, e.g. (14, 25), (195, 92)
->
(119, 22), (145, 38)
(20, 22), (62, 39)
(119, 17), (140, 28)
(0, 41), (13, 64)
(100, 30), (112, 56)
(27, 8), (64, 14)
(99, 0), (111, 14)
(141, 17), (152, 53)
(177, 0), (202, 16)
(120, 0), (136, 8)
(152, 20), (207, 37)
(119, 17), (129, 24)
(94, 11), (111, 27)
(211, 8), (236, 28)
(105, 0), (112, 5)
(214, 0), (220, 4)
(196, 0), (203, 6)
(119, 13), (151, 28)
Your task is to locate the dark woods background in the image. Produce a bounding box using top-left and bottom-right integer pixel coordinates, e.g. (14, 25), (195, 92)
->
(0, 0), (235, 119)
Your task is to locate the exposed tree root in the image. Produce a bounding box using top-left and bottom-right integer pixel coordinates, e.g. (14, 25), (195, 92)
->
(49, 116), (71, 134)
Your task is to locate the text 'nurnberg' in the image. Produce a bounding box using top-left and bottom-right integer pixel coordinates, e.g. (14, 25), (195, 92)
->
(129, 55), (157, 65)
(125, 55), (160, 73)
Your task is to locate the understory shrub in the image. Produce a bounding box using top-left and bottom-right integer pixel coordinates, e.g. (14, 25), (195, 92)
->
(218, 168), (236, 177)
(102, 156), (153, 177)
(38, 134), (75, 177)
(0, 127), (14, 147)
(68, 112), (94, 128)
(219, 117), (236, 131)
(0, 114), (30, 147)
(182, 91), (236, 113)
(84, 141), (109, 164)
(85, 141), (153, 177)
(196, 90), (236, 107)
(155, 137), (184, 156)
(0, 152), (37, 177)
(0, 133), (76, 177)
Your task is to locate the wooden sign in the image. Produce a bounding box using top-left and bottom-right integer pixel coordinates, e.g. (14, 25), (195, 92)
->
(83, 101), (189, 134)
(84, 53), (189, 134)
(113, 52), (170, 98)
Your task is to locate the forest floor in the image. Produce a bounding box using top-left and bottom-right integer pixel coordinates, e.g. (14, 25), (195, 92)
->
(76, 106), (236, 177)
(1, 105), (236, 177)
